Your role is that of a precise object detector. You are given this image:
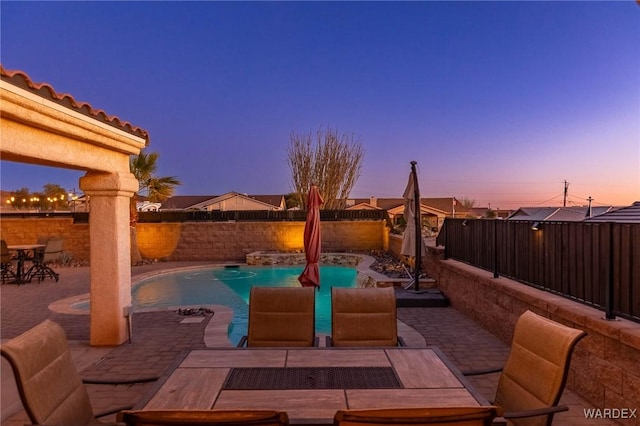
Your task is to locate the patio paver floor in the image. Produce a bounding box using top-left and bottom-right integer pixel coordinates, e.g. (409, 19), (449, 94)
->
(1, 263), (620, 425)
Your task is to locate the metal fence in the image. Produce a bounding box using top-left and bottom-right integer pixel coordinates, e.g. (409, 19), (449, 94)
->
(436, 218), (639, 323)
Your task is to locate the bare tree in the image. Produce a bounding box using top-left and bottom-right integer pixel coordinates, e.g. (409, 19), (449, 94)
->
(287, 127), (364, 210)
(459, 197), (476, 209)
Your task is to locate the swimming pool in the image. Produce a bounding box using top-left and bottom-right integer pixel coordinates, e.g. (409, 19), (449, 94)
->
(132, 265), (357, 345)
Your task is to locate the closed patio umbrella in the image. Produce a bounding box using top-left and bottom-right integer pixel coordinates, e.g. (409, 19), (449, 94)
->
(298, 185), (324, 289)
(401, 161), (426, 291)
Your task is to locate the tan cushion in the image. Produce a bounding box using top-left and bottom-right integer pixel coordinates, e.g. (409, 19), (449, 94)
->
(494, 310), (586, 426)
(0, 319), (96, 425)
(247, 287), (316, 347)
(331, 287), (398, 347)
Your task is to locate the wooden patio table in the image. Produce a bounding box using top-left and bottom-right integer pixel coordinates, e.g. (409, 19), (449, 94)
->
(138, 347), (492, 425)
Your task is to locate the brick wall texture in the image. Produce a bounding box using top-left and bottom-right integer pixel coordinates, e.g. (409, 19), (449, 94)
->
(1, 218), (387, 262)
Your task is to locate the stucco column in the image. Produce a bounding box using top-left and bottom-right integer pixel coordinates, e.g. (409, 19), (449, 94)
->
(80, 171), (139, 346)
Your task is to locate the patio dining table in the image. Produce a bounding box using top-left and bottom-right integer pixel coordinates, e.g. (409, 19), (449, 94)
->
(138, 347), (492, 424)
(6, 244), (45, 284)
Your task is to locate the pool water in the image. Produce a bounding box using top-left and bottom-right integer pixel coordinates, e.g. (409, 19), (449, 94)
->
(132, 265), (357, 345)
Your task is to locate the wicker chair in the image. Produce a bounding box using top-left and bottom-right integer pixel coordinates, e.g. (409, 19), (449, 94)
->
(117, 410), (289, 426)
(327, 287), (405, 347)
(237, 286), (317, 347)
(463, 310), (586, 426)
(1, 320), (157, 425)
(333, 406), (499, 426)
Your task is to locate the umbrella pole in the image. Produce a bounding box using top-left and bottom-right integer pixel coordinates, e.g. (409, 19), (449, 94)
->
(411, 161), (421, 292)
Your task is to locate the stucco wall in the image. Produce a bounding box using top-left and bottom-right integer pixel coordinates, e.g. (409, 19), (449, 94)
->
(1, 218), (388, 262)
(414, 239), (640, 416)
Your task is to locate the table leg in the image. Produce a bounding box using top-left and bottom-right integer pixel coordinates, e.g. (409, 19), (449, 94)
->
(14, 250), (27, 284)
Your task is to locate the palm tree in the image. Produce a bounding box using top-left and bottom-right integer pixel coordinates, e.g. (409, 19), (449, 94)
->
(129, 151), (181, 263)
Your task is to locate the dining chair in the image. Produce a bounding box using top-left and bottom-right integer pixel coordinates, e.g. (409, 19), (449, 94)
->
(25, 237), (63, 282)
(0, 319), (158, 426)
(333, 406), (499, 426)
(463, 310), (586, 426)
(237, 286), (318, 347)
(1, 239), (17, 284)
(327, 287), (405, 347)
(117, 409), (290, 426)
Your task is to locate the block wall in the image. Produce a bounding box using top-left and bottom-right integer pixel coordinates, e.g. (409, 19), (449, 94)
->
(1, 218), (387, 262)
(0, 218), (90, 260)
(136, 221), (387, 261)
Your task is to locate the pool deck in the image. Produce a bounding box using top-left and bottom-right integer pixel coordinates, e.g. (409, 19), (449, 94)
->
(1, 262), (617, 425)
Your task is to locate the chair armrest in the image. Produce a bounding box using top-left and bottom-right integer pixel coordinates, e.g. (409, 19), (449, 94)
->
(462, 367), (503, 376)
(397, 336), (406, 347)
(503, 405), (569, 419)
(237, 336), (248, 347)
(326, 336), (333, 347)
(82, 376), (158, 385)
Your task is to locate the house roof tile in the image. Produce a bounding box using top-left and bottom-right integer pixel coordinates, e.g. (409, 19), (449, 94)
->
(585, 202), (640, 223)
(1, 66), (149, 144)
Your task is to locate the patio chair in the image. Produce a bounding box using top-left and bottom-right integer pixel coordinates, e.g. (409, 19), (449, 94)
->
(0, 319), (158, 426)
(1, 239), (17, 284)
(327, 287), (405, 347)
(117, 409), (290, 426)
(333, 406), (499, 426)
(462, 310), (586, 426)
(25, 237), (63, 282)
(237, 286), (318, 347)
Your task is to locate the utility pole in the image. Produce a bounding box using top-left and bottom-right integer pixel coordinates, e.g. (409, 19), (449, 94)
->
(563, 180), (569, 207)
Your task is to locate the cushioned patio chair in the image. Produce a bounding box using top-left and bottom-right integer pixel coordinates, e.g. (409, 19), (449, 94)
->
(117, 409), (289, 426)
(1, 239), (17, 284)
(333, 406), (499, 426)
(327, 287), (405, 347)
(462, 310), (586, 426)
(0, 319), (158, 426)
(25, 237), (63, 282)
(237, 286), (318, 347)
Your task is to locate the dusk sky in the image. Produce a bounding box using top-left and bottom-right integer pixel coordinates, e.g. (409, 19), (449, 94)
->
(1, 1), (638, 210)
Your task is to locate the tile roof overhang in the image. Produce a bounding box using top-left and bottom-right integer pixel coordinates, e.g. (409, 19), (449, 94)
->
(1, 66), (149, 145)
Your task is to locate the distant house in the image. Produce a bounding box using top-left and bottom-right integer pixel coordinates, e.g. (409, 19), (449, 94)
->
(346, 196), (469, 217)
(507, 205), (620, 222)
(584, 201), (640, 223)
(345, 196), (469, 232)
(160, 192), (286, 211)
(137, 201), (162, 212)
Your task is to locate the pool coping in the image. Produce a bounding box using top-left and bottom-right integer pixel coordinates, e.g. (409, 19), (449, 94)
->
(48, 256), (426, 347)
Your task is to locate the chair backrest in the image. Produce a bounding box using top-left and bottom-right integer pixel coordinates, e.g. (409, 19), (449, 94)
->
(42, 237), (64, 263)
(246, 286), (316, 347)
(494, 310), (586, 426)
(1, 239), (12, 264)
(0, 319), (95, 425)
(333, 406), (499, 426)
(117, 409), (290, 426)
(330, 287), (398, 347)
